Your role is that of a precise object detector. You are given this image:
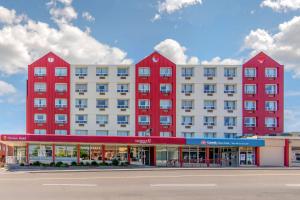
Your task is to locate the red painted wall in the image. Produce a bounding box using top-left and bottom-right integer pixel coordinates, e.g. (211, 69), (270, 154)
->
(135, 52), (176, 137)
(242, 52), (284, 135)
(26, 52), (70, 135)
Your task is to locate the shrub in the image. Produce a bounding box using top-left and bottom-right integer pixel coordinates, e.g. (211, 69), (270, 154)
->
(20, 163), (25, 166)
(85, 162), (91, 166)
(61, 163), (69, 167)
(41, 163), (49, 167)
(71, 161), (77, 166)
(112, 159), (119, 166)
(49, 162), (55, 167)
(55, 161), (63, 167)
(80, 162), (84, 166)
(32, 161), (41, 166)
(91, 161), (98, 166)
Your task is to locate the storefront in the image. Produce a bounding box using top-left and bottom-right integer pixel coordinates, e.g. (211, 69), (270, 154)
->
(0, 134), (266, 167)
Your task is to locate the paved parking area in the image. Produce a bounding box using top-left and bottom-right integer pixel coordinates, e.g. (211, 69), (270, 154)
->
(1, 169), (300, 200)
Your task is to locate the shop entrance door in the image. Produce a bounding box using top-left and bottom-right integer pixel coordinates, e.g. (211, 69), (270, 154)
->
(130, 147), (150, 166)
(221, 148), (238, 167)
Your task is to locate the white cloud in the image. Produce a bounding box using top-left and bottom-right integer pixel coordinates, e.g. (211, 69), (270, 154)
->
(154, 39), (199, 64)
(243, 16), (300, 78)
(82, 12), (95, 22)
(153, 0), (202, 21)
(0, 80), (16, 96)
(0, 6), (26, 24)
(285, 90), (300, 97)
(0, 2), (132, 75)
(201, 57), (242, 65)
(261, 0), (300, 12)
(48, 0), (77, 24)
(285, 109), (300, 132)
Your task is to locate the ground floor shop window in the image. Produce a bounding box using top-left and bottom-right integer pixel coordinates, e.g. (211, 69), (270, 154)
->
(182, 146), (211, 166)
(29, 144), (52, 162)
(156, 146), (179, 167)
(239, 147), (255, 166)
(55, 145), (77, 162)
(80, 145), (90, 161)
(91, 145), (102, 161)
(292, 147), (300, 165)
(105, 145), (128, 163)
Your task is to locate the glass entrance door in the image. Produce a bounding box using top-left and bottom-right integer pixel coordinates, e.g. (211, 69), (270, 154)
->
(221, 147), (238, 167)
(130, 146), (150, 166)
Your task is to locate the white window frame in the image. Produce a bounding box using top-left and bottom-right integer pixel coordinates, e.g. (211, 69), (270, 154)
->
(244, 117), (256, 127)
(160, 99), (172, 109)
(265, 68), (277, 78)
(55, 83), (67, 93)
(204, 100), (216, 110)
(138, 99), (150, 109)
(75, 84), (87, 93)
(138, 67), (150, 77)
(265, 84), (277, 95)
(75, 99), (87, 108)
(160, 84), (172, 93)
(117, 68), (129, 76)
(96, 115), (108, 125)
(244, 101), (256, 111)
(34, 98), (46, 108)
(203, 116), (216, 126)
(34, 83), (46, 92)
(160, 116), (172, 125)
(75, 115), (87, 124)
(96, 67), (108, 76)
(138, 115), (150, 125)
(160, 67), (172, 77)
(182, 67), (194, 77)
(265, 101), (277, 111)
(182, 116), (194, 126)
(96, 99), (108, 108)
(55, 114), (67, 124)
(55, 98), (67, 108)
(138, 83), (150, 93)
(34, 67), (46, 76)
(55, 67), (67, 77)
(244, 68), (256, 78)
(204, 68), (216, 77)
(34, 114), (46, 123)
(224, 68), (236, 78)
(117, 84), (129, 93)
(244, 84), (256, 94)
(75, 67), (88, 77)
(265, 117), (277, 128)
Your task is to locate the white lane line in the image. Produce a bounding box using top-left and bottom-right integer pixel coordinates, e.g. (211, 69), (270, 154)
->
(150, 184), (216, 187)
(42, 184), (97, 187)
(285, 184), (300, 187)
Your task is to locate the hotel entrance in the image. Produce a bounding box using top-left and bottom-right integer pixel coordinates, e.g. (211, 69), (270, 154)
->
(221, 147), (238, 167)
(130, 146), (155, 166)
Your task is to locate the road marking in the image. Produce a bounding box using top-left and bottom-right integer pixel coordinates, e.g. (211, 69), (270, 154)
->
(285, 184), (300, 187)
(42, 183), (97, 187)
(150, 184), (216, 187)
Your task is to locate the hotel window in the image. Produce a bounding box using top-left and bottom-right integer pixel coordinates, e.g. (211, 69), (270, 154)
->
(75, 99), (87, 108)
(138, 67), (150, 77)
(244, 117), (256, 127)
(138, 131), (150, 137)
(224, 84), (236, 94)
(55, 98), (67, 108)
(55, 83), (67, 92)
(160, 132), (171, 137)
(265, 68), (277, 78)
(182, 100), (193, 109)
(265, 101), (277, 111)
(34, 83), (46, 92)
(34, 98), (46, 108)
(224, 68), (236, 78)
(244, 101), (256, 110)
(160, 67), (172, 77)
(117, 68), (129, 76)
(117, 115), (129, 124)
(160, 84), (172, 93)
(204, 68), (216, 77)
(244, 84), (256, 94)
(224, 117), (236, 126)
(181, 116), (194, 126)
(34, 129), (46, 135)
(204, 100), (216, 110)
(244, 68), (256, 77)
(265, 117), (277, 128)
(138, 115), (150, 125)
(55, 130), (67, 135)
(96, 130), (108, 136)
(96, 99), (108, 108)
(265, 84), (277, 94)
(117, 84), (129, 93)
(138, 99), (150, 109)
(55, 67), (67, 77)
(117, 99), (129, 108)
(96, 115), (108, 125)
(75, 115), (87, 124)
(224, 133), (237, 138)
(138, 83), (150, 93)
(75, 84), (87, 93)
(203, 132), (216, 138)
(96, 67), (108, 76)
(160, 116), (172, 125)
(181, 84), (193, 94)
(203, 116), (216, 126)
(224, 100), (236, 110)
(75, 130), (88, 136)
(204, 84), (216, 93)
(96, 83), (108, 93)
(34, 114), (46, 123)
(75, 67), (88, 76)
(160, 99), (172, 109)
(182, 67), (194, 77)
(55, 114), (67, 124)
(117, 131), (129, 136)
(34, 67), (46, 76)
(182, 132), (194, 138)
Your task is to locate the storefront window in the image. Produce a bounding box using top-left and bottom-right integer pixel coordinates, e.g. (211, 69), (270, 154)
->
(156, 146), (167, 166)
(105, 146), (117, 162)
(198, 148), (206, 163)
(55, 145), (77, 162)
(117, 146), (128, 162)
(190, 147), (197, 163)
(292, 147), (300, 165)
(156, 146), (179, 167)
(239, 147), (255, 166)
(182, 147), (190, 163)
(29, 144), (52, 162)
(90, 145), (102, 161)
(80, 145), (90, 161)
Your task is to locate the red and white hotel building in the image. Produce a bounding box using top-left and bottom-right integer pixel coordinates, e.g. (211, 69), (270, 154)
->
(0, 51), (289, 167)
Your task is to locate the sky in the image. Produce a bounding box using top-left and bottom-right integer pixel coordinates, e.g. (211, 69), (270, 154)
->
(0, 0), (300, 133)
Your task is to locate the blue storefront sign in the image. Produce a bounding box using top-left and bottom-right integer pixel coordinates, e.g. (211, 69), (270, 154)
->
(186, 138), (265, 147)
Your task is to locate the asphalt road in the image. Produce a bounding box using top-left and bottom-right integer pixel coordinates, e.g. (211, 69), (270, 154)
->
(1, 169), (300, 200)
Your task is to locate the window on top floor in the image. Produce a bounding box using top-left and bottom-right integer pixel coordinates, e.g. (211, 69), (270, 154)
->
(138, 67), (150, 77)
(55, 67), (67, 77)
(34, 67), (46, 76)
(160, 67), (172, 77)
(204, 68), (216, 77)
(182, 67), (194, 77)
(117, 68), (129, 76)
(265, 68), (277, 78)
(244, 68), (256, 78)
(75, 67), (88, 76)
(34, 83), (46, 92)
(224, 68), (236, 78)
(96, 67), (108, 76)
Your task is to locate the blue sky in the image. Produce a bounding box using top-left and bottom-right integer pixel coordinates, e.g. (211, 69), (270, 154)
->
(0, 0), (300, 133)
